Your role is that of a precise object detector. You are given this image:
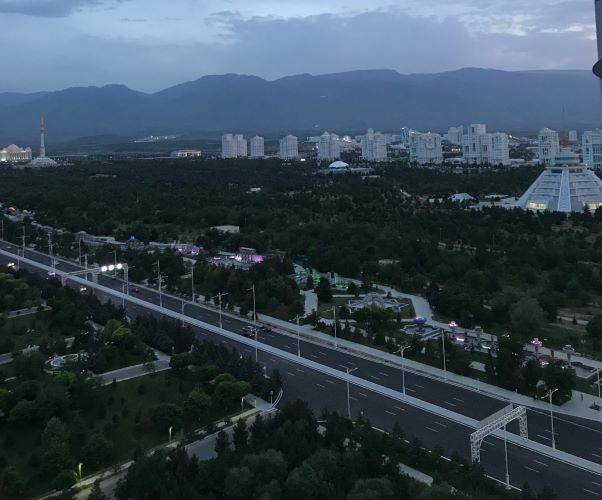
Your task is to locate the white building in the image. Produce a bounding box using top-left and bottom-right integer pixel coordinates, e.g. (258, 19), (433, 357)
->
(538, 128), (560, 165)
(582, 129), (602, 169)
(462, 124), (510, 165)
(409, 132), (443, 165)
(170, 150), (202, 158)
(361, 129), (388, 162)
(235, 134), (247, 157)
(445, 126), (464, 145)
(279, 135), (298, 160)
(569, 130), (579, 144)
(317, 132), (341, 161)
(221, 134), (237, 159)
(250, 136), (265, 158)
(516, 149), (602, 212)
(0, 144), (32, 163)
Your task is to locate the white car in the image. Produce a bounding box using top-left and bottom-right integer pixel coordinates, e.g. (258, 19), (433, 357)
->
(7, 262), (16, 269)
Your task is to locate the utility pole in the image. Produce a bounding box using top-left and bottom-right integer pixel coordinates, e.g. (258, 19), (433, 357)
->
(543, 388), (559, 449)
(346, 367), (358, 419)
(332, 306), (338, 349)
(395, 344), (410, 395)
(441, 329), (447, 379)
(78, 239), (82, 265)
(156, 260), (163, 308)
(191, 266), (195, 303)
(21, 226), (26, 254)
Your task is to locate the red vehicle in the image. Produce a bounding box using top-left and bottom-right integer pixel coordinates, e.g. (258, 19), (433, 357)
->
(241, 326), (257, 338)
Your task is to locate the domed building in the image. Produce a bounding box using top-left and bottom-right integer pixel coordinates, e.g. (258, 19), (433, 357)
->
(0, 144), (32, 163)
(515, 149), (602, 212)
(328, 160), (349, 170)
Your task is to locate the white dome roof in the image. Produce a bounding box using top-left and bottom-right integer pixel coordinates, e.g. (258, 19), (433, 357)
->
(329, 161), (349, 169)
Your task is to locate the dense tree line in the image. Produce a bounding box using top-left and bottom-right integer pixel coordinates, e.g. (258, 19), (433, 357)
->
(115, 400), (556, 500)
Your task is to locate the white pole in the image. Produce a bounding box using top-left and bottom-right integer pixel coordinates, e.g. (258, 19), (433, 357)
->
(78, 240), (82, 265)
(333, 306), (338, 349)
(549, 389), (557, 449)
(598, 368), (602, 420)
(219, 293), (223, 329)
(191, 266), (195, 303)
(113, 249), (117, 276)
(504, 423), (510, 488)
(22, 226), (25, 254)
(252, 285), (256, 323)
(296, 315), (301, 357)
(598, 368), (601, 421)
(346, 367), (352, 419)
(157, 261), (162, 308)
(401, 346), (407, 395)
(441, 329), (447, 379)
(121, 283), (125, 308)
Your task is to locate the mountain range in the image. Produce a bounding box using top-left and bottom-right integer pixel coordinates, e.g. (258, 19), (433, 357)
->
(0, 68), (600, 145)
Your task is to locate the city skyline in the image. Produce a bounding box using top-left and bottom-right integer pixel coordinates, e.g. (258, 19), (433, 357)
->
(0, 0), (597, 93)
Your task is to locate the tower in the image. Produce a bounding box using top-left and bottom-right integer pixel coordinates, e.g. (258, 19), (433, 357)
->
(39, 115), (46, 158)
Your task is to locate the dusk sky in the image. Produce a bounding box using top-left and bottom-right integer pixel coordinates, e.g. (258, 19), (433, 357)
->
(0, 0), (597, 93)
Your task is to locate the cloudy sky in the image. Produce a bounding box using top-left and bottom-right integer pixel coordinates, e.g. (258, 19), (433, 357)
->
(0, 0), (597, 93)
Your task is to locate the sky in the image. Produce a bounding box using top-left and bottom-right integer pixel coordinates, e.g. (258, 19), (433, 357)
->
(0, 0), (598, 93)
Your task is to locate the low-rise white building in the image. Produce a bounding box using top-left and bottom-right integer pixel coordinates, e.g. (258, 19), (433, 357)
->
(583, 129), (602, 169)
(0, 144), (32, 163)
(170, 149), (202, 158)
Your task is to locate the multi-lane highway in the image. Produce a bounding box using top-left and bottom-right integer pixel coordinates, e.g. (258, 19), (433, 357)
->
(2, 241), (602, 498)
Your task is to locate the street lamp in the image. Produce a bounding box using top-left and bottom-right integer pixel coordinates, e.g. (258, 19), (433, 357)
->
(168, 425), (173, 442)
(597, 368), (602, 421)
(441, 329), (447, 379)
(241, 396), (245, 412)
(329, 306), (338, 349)
(191, 265), (195, 303)
(394, 344), (410, 395)
(292, 315), (302, 357)
(346, 367), (358, 419)
(212, 292), (228, 329)
(77, 462), (82, 481)
(248, 285), (257, 323)
(531, 337), (543, 358)
(503, 423), (510, 488)
(542, 388), (559, 449)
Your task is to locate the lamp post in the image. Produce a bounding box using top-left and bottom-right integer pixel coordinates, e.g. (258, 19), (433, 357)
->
(168, 426), (173, 442)
(191, 266), (195, 303)
(543, 388), (559, 449)
(346, 367), (358, 419)
(21, 226), (26, 255)
(597, 368), (602, 421)
(213, 292), (228, 329)
(248, 284), (256, 323)
(394, 344), (410, 395)
(156, 260), (163, 308)
(1, 218), (3, 240)
(294, 315), (301, 357)
(441, 329), (447, 379)
(330, 306), (338, 349)
(78, 239), (82, 266)
(503, 423), (510, 488)
(78, 462), (83, 481)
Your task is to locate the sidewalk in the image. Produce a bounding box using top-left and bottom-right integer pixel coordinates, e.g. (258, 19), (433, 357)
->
(98, 350), (171, 385)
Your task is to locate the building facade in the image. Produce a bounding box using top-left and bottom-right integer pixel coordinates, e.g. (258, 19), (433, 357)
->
(361, 129), (388, 162)
(235, 134), (247, 157)
(583, 129), (602, 169)
(445, 126), (464, 145)
(249, 136), (265, 158)
(569, 130), (579, 144)
(279, 135), (299, 159)
(170, 150), (202, 158)
(317, 132), (341, 161)
(538, 128), (560, 165)
(409, 132), (443, 165)
(462, 124), (510, 165)
(0, 144), (32, 163)
(222, 134), (247, 158)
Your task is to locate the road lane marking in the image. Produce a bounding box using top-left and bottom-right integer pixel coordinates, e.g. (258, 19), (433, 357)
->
(482, 441), (495, 447)
(318, 351), (327, 356)
(286, 372), (296, 377)
(434, 422), (448, 428)
(324, 379), (335, 385)
(385, 410), (396, 416)
(338, 364), (348, 369)
(414, 384), (425, 389)
(443, 401), (457, 407)
(425, 427), (439, 433)
(593, 482), (602, 488)
(536, 434), (551, 441)
(584, 489), (601, 496)
(350, 396), (359, 401)
(524, 467), (540, 473)
(370, 375), (381, 381)
(532, 460), (548, 468)
(592, 453), (602, 460)
(316, 383), (325, 388)
(295, 368), (305, 373)
(394, 406), (405, 412)
(405, 388), (416, 393)
(310, 354), (319, 359)
(358, 392), (369, 398)
(378, 372), (389, 377)
(453, 397), (465, 403)
(269, 357), (277, 363)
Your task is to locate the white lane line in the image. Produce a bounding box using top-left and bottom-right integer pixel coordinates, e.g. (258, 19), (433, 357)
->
(370, 375), (381, 381)
(394, 406), (405, 412)
(592, 453), (602, 460)
(434, 422), (448, 428)
(324, 379), (335, 385)
(405, 388), (416, 393)
(318, 351), (327, 356)
(295, 368), (305, 373)
(358, 392), (369, 398)
(593, 481), (602, 487)
(524, 466), (540, 473)
(350, 396), (359, 401)
(385, 410), (396, 416)
(347, 361), (356, 366)
(378, 372), (389, 377)
(453, 397), (465, 403)
(443, 401), (457, 407)
(584, 489), (601, 496)
(316, 383), (326, 388)
(536, 434), (551, 441)
(286, 372), (296, 377)
(482, 441), (495, 447)
(310, 354), (319, 359)
(283, 344), (293, 349)
(425, 427), (439, 433)
(414, 384), (425, 389)
(338, 364), (348, 369)
(532, 460), (548, 468)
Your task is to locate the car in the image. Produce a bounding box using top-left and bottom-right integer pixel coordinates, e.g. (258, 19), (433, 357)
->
(79, 286), (87, 293)
(241, 326), (257, 338)
(258, 326), (272, 333)
(6, 262), (16, 269)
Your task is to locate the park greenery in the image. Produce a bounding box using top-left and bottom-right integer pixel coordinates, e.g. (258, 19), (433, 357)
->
(2, 160), (602, 351)
(115, 400), (557, 500)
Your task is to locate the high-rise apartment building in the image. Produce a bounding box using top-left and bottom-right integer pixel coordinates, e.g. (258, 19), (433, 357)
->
(445, 126), (464, 145)
(235, 134), (247, 157)
(409, 132), (443, 165)
(250, 136), (265, 158)
(279, 135), (299, 159)
(538, 128), (560, 165)
(462, 124), (510, 165)
(361, 128), (388, 162)
(222, 133), (248, 158)
(317, 132), (341, 161)
(569, 130), (579, 144)
(583, 129), (602, 168)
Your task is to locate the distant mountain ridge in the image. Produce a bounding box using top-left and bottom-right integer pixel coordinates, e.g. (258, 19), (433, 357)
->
(0, 68), (600, 144)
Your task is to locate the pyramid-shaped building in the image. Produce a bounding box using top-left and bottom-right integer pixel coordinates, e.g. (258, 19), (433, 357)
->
(515, 150), (602, 212)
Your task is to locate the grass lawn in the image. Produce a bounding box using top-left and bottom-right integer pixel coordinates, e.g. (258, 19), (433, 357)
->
(1, 313), (51, 352)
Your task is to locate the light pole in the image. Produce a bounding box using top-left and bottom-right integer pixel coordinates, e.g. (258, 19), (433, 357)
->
(21, 226), (25, 255)
(394, 344), (410, 395)
(248, 285), (256, 323)
(241, 396), (245, 412)
(0, 218), (3, 240)
(293, 315), (301, 357)
(441, 329), (447, 379)
(503, 423), (510, 488)
(543, 388), (559, 449)
(346, 367), (358, 419)
(78, 239), (82, 265)
(168, 425), (173, 442)
(330, 306), (338, 349)
(156, 260), (163, 308)
(213, 292), (228, 329)
(191, 266), (195, 303)
(113, 248), (117, 276)
(78, 462), (83, 481)
(597, 368), (602, 421)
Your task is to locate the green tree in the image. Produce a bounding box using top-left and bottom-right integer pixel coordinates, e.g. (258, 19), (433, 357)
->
(42, 417), (70, 448)
(150, 403), (184, 432)
(232, 418), (248, 449)
(348, 478), (395, 500)
(587, 315), (602, 338)
(223, 466), (254, 499)
(315, 278), (332, 303)
(0, 466), (25, 499)
(169, 352), (192, 374)
(509, 298), (546, 339)
(83, 434), (113, 468)
(184, 389), (211, 422)
(215, 430), (230, 456)
(213, 380), (252, 409)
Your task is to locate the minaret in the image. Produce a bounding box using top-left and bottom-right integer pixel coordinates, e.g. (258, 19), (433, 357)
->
(39, 115), (46, 158)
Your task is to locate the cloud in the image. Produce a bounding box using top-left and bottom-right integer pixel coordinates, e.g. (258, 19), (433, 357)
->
(0, 0), (127, 17)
